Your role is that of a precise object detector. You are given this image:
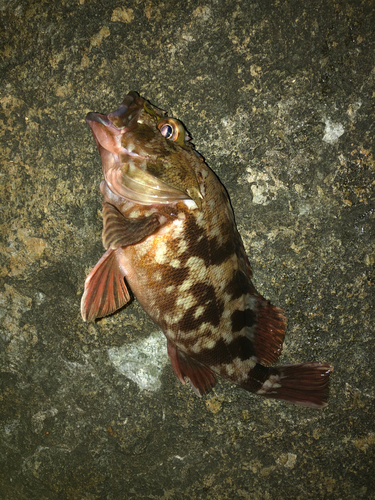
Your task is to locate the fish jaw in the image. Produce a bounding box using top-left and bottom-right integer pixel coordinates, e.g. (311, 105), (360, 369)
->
(85, 91), (149, 157)
(86, 112), (127, 156)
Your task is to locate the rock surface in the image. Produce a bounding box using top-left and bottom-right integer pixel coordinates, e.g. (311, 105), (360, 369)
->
(1, 1), (374, 499)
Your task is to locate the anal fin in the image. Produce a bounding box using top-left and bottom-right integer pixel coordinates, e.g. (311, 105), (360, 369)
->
(81, 248), (131, 322)
(167, 341), (217, 396)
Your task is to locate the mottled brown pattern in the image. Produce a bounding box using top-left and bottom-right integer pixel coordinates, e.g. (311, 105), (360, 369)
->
(192, 335), (257, 369)
(180, 216), (212, 267)
(192, 338), (233, 366)
(176, 283), (224, 331)
(231, 308), (256, 333)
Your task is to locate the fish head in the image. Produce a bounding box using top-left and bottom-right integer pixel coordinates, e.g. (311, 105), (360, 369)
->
(86, 91), (203, 208)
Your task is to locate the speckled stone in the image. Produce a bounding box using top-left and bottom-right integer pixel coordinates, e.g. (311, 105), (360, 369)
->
(0, 1), (374, 499)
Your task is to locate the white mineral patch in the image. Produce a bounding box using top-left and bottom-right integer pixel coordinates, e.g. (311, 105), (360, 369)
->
(251, 184), (269, 205)
(108, 331), (169, 391)
(323, 119), (345, 144)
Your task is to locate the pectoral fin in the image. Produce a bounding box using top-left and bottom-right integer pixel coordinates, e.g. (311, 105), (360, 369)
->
(102, 202), (164, 250)
(81, 248), (131, 322)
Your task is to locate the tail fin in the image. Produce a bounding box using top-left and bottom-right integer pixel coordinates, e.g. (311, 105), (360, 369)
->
(255, 362), (333, 409)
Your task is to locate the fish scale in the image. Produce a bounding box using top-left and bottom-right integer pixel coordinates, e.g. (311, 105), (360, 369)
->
(81, 91), (333, 408)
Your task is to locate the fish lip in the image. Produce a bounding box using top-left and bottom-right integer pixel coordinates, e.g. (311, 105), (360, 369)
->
(86, 112), (112, 127)
(86, 111), (142, 158)
(108, 103), (131, 123)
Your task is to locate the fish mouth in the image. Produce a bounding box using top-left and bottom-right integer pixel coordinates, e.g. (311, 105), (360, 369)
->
(86, 91), (144, 130)
(108, 91), (144, 129)
(85, 91), (143, 157)
(86, 111), (112, 128)
(87, 119), (141, 160)
(86, 115), (143, 160)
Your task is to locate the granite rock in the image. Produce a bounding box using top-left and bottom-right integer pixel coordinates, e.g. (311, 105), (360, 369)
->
(1, 1), (374, 499)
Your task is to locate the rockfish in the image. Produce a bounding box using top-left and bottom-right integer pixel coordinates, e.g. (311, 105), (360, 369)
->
(81, 91), (333, 408)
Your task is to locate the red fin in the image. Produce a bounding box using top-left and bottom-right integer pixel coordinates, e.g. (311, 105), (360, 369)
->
(167, 341), (217, 396)
(253, 300), (287, 366)
(81, 248), (131, 322)
(257, 362), (334, 409)
(102, 202), (163, 250)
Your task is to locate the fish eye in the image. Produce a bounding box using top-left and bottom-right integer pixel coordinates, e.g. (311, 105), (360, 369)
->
(160, 123), (173, 139)
(157, 118), (185, 145)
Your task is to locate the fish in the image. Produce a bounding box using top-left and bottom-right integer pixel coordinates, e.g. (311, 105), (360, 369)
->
(81, 91), (333, 408)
